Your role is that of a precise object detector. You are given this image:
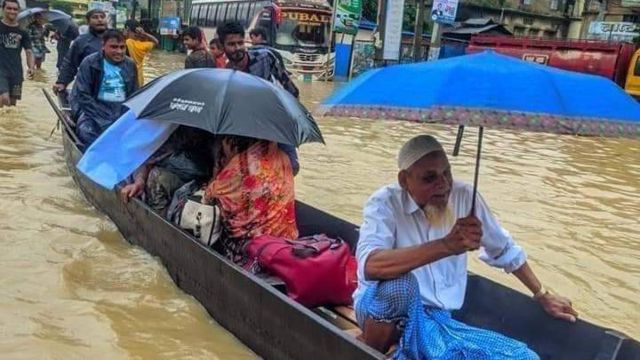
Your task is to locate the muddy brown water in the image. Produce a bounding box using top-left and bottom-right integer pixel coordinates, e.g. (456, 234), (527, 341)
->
(0, 49), (637, 359)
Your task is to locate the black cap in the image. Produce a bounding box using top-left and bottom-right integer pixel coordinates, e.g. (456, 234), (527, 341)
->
(85, 9), (106, 20)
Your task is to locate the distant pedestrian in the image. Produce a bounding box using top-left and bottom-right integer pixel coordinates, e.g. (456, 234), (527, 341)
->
(217, 21), (300, 175)
(220, 22), (298, 98)
(27, 12), (49, 69)
(183, 26), (215, 69)
(249, 27), (286, 70)
(208, 37), (226, 68)
(0, 0), (35, 107)
(124, 19), (158, 87)
(53, 22), (79, 70)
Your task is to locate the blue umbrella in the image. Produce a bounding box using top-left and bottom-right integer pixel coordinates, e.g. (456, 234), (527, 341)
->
(319, 51), (640, 210)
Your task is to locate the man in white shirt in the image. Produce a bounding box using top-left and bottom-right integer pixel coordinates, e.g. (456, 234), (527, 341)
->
(354, 135), (578, 358)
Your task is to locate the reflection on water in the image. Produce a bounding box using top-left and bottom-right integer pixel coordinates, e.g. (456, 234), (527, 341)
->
(0, 49), (637, 360)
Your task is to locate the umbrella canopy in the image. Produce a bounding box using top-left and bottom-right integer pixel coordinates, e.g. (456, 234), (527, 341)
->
(49, 17), (73, 33)
(18, 8), (71, 29)
(319, 51), (640, 138)
(125, 68), (324, 146)
(77, 69), (323, 189)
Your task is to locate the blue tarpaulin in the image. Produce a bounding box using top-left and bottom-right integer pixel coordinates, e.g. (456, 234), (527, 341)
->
(77, 110), (177, 190)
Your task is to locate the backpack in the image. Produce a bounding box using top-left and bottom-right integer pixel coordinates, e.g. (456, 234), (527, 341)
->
(248, 48), (300, 99)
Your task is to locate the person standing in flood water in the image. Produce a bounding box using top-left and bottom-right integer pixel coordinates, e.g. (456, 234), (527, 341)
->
(52, 21), (79, 71)
(27, 12), (49, 70)
(72, 29), (137, 146)
(123, 19), (158, 87)
(216, 21), (300, 175)
(182, 26), (215, 69)
(0, 0), (34, 108)
(52, 9), (107, 94)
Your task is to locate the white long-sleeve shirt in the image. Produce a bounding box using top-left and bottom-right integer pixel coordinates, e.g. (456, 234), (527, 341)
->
(353, 181), (527, 310)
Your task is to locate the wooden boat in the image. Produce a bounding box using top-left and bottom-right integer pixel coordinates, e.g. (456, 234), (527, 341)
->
(45, 89), (640, 360)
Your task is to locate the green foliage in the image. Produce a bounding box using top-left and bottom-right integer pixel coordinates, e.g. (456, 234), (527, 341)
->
(362, 0), (429, 34)
(363, 0), (377, 22)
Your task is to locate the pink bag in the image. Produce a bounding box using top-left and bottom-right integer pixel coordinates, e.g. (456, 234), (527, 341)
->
(245, 234), (357, 307)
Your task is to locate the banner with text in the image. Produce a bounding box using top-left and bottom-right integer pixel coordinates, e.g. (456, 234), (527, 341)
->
(383, 0), (405, 60)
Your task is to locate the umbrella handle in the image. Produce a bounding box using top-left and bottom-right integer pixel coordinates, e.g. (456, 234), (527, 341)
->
(453, 125), (464, 156)
(470, 126), (483, 216)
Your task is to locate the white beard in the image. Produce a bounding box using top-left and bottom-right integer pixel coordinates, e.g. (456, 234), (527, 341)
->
(423, 203), (455, 228)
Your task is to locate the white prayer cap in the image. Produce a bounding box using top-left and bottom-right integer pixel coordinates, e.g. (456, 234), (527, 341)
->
(397, 135), (444, 170)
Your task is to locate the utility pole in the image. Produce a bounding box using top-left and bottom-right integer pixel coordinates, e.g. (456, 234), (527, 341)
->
(375, 0), (387, 65)
(428, 21), (442, 61)
(413, 0), (426, 61)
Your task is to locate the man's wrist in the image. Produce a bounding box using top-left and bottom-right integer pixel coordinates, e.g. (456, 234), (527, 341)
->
(437, 238), (456, 256)
(533, 285), (549, 301)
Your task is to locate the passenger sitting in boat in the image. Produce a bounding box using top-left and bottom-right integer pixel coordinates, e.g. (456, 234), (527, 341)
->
(354, 135), (578, 358)
(120, 126), (213, 217)
(204, 136), (297, 263)
(72, 29), (138, 146)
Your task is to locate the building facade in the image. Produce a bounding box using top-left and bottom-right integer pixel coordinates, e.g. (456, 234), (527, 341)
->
(580, 0), (640, 41)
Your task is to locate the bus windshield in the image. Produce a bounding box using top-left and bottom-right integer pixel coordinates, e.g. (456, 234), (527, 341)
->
(275, 9), (331, 48)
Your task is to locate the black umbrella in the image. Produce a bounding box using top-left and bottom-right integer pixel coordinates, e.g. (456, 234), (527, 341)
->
(124, 68), (324, 147)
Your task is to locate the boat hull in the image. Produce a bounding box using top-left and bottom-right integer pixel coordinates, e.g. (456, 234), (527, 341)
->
(53, 89), (639, 359)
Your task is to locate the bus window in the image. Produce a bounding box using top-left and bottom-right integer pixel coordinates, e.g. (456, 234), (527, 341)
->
(216, 3), (228, 24)
(246, 2), (254, 20)
(190, 4), (200, 24)
(276, 11), (331, 48)
(635, 57), (640, 77)
(198, 5), (208, 26)
(227, 2), (239, 20)
(199, 5), (208, 26)
(206, 4), (217, 27)
(238, 2), (249, 25)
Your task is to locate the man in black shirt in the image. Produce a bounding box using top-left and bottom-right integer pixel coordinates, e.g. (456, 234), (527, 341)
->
(53, 21), (79, 70)
(0, 0), (34, 107)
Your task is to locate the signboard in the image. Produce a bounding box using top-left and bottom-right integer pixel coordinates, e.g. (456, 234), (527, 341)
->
(588, 21), (639, 37)
(115, 7), (128, 29)
(522, 54), (549, 65)
(430, 0), (459, 25)
(159, 16), (180, 35)
(621, 0), (640, 7)
(284, 11), (331, 26)
(382, 0), (405, 60)
(161, 0), (177, 16)
(333, 0), (362, 35)
(350, 40), (375, 78)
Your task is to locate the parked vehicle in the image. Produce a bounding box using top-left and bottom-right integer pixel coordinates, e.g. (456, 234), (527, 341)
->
(189, 0), (334, 79)
(467, 35), (640, 97)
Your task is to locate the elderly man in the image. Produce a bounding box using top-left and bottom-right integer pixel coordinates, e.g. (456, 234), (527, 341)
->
(354, 135), (578, 359)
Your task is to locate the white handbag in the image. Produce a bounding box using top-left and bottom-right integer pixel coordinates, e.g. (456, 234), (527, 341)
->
(178, 190), (222, 247)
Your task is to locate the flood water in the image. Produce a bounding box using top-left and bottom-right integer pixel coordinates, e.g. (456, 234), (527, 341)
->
(0, 49), (638, 358)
